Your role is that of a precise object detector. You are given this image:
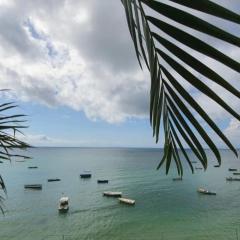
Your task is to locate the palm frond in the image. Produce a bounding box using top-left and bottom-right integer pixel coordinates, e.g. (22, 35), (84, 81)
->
(122, 0), (240, 175)
(0, 100), (30, 213)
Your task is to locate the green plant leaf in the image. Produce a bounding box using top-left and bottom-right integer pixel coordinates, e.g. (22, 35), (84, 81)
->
(170, 0), (240, 24)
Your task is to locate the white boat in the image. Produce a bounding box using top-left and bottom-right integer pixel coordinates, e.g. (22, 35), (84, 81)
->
(58, 196), (69, 212)
(103, 191), (122, 197)
(197, 188), (216, 195)
(119, 197), (135, 205)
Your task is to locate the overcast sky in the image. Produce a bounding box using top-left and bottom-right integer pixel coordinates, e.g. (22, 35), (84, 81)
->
(0, 0), (239, 148)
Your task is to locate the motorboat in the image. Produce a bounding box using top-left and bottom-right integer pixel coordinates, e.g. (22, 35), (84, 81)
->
(24, 184), (42, 190)
(197, 188), (216, 195)
(233, 173), (240, 176)
(172, 177), (182, 181)
(58, 196), (69, 213)
(48, 178), (61, 182)
(103, 191), (122, 197)
(80, 171), (92, 178)
(226, 177), (240, 181)
(119, 197), (135, 205)
(229, 168), (237, 171)
(97, 180), (109, 184)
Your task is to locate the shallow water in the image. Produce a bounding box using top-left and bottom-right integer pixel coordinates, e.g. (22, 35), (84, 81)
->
(1, 148), (240, 240)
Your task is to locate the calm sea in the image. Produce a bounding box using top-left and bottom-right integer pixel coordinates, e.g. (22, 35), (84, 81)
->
(0, 148), (240, 240)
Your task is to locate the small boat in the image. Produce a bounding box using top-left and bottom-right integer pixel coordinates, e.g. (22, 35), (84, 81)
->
(0, 160), (3, 163)
(103, 191), (122, 197)
(233, 172), (240, 175)
(80, 173), (91, 178)
(28, 166), (38, 169)
(97, 180), (109, 184)
(191, 161), (197, 164)
(119, 197), (135, 205)
(195, 167), (203, 170)
(16, 160), (25, 162)
(172, 177), (182, 181)
(214, 165), (220, 167)
(24, 184), (42, 190)
(226, 177), (240, 181)
(48, 178), (61, 182)
(197, 188), (216, 195)
(229, 168), (237, 171)
(58, 196), (69, 213)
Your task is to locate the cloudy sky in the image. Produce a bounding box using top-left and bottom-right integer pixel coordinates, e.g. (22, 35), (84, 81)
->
(0, 0), (239, 148)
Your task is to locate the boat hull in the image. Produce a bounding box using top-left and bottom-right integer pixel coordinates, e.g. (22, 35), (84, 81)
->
(97, 180), (109, 184)
(226, 177), (240, 181)
(24, 184), (42, 190)
(48, 178), (61, 182)
(103, 191), (122, 197)
(172, 178), (182, 181)
(119, 197), (135, 205)
(197, 188), (216, 195)
(229, 168), (237, 171)
(80, 174), (91, 178)
(58, 206), (69, 213)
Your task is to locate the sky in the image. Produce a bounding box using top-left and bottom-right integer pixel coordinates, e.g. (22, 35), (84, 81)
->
(0, 0), (239, 148)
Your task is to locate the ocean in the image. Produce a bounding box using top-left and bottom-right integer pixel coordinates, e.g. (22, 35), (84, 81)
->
(0, 147), (240, 240)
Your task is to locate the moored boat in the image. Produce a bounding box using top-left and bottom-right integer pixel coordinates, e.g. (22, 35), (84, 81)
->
(195, 167), (203, 170)
(226, 177), (240, 181)
(58, 196), (69, 213)
(119, 197), (135, 205)
(214, 165), (220, 167)
(233, 173), (240, 175)
(97, 180), (109, 184)
(80, 173), (91, 178)
(103, 191), (122, 197)
(172, 177), (182, 181)
(24, 184), (42, 190)
(229, 168), (237, 171)
(197, 188), (216, 195)
(28, 166), (38, 169)
(48, 178), (61, 182)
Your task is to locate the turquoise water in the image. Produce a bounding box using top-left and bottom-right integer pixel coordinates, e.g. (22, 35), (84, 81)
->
(1, 148), (240, 240)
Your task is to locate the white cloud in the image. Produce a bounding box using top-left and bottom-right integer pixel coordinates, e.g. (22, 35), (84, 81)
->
(0, 0), (150, 123)
(18, 133), (86, 147)
(224, 118), (240, 147)
(0, 0), (239, 128)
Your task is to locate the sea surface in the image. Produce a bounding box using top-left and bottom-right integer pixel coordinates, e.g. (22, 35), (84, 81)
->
(0, 147), (240, 240)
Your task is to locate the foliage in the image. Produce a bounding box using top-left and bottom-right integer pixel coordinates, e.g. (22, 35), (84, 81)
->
(0, 100), (30, 213)
(122, 0), (240, 175)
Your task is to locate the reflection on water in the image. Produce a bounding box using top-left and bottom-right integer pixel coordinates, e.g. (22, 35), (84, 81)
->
(0, 148), (240, 240)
